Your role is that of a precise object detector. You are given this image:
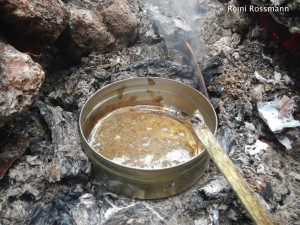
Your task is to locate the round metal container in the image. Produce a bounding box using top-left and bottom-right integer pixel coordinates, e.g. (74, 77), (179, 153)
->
(79, 77), (217, 199)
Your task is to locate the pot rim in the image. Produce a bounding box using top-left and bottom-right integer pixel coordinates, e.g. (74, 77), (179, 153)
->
(79, 77), (217, 172)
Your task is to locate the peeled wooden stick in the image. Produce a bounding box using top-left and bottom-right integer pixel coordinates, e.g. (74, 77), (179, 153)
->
(192, 110), (281, 225)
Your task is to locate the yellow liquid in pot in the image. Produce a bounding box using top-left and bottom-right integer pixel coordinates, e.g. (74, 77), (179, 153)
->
(89, 105), (203, 169)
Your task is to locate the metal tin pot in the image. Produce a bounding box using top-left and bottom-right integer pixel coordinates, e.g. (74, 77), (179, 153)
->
(79, 77), (217, 199)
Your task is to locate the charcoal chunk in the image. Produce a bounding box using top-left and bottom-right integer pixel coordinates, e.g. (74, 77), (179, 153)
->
(37, 101), (90, 182)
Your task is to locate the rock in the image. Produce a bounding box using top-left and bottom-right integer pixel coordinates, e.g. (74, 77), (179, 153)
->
(37, 101), (91, 182)
(0, 135), (30, 180)
(0, 0), (70, 52)
(57, 0), (137, 61)
(60, 7), (116, 61)
(0, 40), (45, 127)
(102, 0), (138, 47)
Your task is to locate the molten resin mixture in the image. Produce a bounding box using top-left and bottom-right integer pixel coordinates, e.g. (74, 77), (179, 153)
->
(89, 105), (203, 169)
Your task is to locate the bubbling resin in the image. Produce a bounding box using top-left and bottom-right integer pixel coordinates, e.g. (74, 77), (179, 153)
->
(88, 105), (204, 169)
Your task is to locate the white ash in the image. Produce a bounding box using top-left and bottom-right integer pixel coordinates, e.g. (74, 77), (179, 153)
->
(100, 201), (165, 225)
(245, 140), (269, 156)
(207, 204), (220, 225)
(278, 137), (293, 150)
(257, 100), (300, 133)
(194, 217), (210, 225)
(71, 194), (100, 225)
(197, 176), (231, 197)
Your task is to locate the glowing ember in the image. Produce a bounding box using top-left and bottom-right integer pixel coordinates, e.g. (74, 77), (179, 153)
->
(248, 12), (300, 57)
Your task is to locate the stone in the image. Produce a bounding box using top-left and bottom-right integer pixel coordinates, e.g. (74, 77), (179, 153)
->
(0, 135), (30, 180)
(0, 40), (45, 127)
(60, 7), (116, 61)
(57, 0), (137, 61)
(102, 0), (138, 47)
(0, 0), (70, 52)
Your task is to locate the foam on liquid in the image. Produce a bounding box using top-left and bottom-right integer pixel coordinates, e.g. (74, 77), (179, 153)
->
(89, 105), (203, 169)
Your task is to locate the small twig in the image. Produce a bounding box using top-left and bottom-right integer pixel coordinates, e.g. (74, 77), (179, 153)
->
(183, 40), (209, 98)
(8, 52), (42, 60)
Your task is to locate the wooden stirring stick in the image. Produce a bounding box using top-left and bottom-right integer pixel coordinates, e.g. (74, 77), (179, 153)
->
(192, 110), (281, 225)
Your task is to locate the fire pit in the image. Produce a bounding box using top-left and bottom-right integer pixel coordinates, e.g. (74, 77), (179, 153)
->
(79, 77), (217, 199)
